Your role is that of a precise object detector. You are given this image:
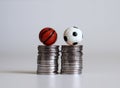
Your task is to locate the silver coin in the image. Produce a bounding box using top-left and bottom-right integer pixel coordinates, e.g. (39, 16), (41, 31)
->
(61, 52), (83, 56)
(62, 65), (82, 69)
(38, 56), (59, 60)
(61, 70), (82, 73)
(37, 59), (58, 62)
(37, 70), (58, 74)
(37, 64), (59, 67)
(61, 64), (80, 67)
(38, 49), (59, 52)
(37, 67), (58, 71)
(61, 63), (82, 66)
(62, 64), (82, 67)
(38, 45), (59, 49)
(60, 71), (82, 74)
(38, 54), (59, 57)
(61, 45), (83, 52)
(37, 56), (59, 61)
(37, 61), (58, 64)
(37, 66), (58, 69)
(61, 67), (82, 70)
(61, 59), (82, 62)
(61, 66), (82, 69)
(37, 69), (58, 72)
(37, 59), (58, 63)
(37, 63), (58, 67)
(61, 68), (81, 71)
(61, 62), (82, 65)
(61, 70), (81, 73)
(61, 56), (82, 60)
(38, 50), (59, 53)
(37, 63), (58, 66)
(37, 67), (58, 70)
(37, 70), (58, 73)
(37, 66), (58, 68)
(37, 69), (57, 71)
(37, 65), (58, 67)
(61, 55), (82, 58)
(37, 71), (58, 75)
(38, 52), (59, 56)
(61, 69), (81, 72)
(38, 54), (59, 59)
(61, 64), (82, 68)
(38, 45), (59, 52)
(61, 55), (82, 59)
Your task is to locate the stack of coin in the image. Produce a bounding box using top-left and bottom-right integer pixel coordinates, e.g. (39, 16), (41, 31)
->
(61, 45), (83, 74)
(37, 45), (59, 74)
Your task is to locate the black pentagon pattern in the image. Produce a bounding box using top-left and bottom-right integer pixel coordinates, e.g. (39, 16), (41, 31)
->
(73, 42), (78, 45)
(73, 26), (78, 29)
(64, 36), (68, 41)
(73, 32), (77, 36)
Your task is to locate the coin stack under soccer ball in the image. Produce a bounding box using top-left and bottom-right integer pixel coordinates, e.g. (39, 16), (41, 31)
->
(61, 45), (83, 74)
(37, 26), (83, 74)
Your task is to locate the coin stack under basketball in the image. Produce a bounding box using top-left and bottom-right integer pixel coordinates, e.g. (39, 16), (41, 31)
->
(61, 45), (83, 74)
(37, 45), (59, 74)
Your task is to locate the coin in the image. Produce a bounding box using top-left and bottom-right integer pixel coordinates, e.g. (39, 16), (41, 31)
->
(61, 56), (82, 61)
(38, 52), (59, 56)
(37, 45), (59, 74)
(37, 66), (58, 70)
(61, 52), (83, 56)
(61, 70), (82, 74)
(37, 55), (59, 60)
(37, 71), (58, 74)
(61, 45), (83, 52)
(38, 45), (59, 52)
(61, 45), (83, 74)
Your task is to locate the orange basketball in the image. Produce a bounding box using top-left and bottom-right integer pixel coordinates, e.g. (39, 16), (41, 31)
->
(39, 27), (57, 46)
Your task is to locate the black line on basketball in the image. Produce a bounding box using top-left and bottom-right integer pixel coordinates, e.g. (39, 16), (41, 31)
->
(43, 31), (55, 44)
(40, 29), (51, 39)
(50, 35), (57, 44)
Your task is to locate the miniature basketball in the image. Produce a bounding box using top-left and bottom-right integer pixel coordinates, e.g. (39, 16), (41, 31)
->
(39, 27), (57, 46)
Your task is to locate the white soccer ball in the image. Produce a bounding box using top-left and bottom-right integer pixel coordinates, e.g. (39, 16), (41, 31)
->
(63, 26), (83, 45)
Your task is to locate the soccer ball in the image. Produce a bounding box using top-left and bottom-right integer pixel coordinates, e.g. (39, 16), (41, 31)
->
(63, 26), (83, 45)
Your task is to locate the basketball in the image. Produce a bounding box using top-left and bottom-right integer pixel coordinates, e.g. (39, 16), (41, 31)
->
(39, 27), (57, 46)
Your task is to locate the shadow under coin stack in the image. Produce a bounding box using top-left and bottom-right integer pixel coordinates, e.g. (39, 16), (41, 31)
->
(61, 45), (83, 74)
(37, 45), (59, 74)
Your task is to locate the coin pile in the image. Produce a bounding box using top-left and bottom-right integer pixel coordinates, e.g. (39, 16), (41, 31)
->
(61, 45), (83, 74)
(37, 45), (59, 74)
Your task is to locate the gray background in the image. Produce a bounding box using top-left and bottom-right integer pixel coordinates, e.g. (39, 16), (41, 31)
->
(0, 1), (120, 88)
(0, 0), (120, 58)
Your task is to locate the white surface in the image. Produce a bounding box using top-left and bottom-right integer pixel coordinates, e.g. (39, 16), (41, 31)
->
(0, 55), (120, 88)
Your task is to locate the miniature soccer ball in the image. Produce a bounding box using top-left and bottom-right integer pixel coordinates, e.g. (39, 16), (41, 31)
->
(39, 27), (57, 46)
(63, 26), (83, 45)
